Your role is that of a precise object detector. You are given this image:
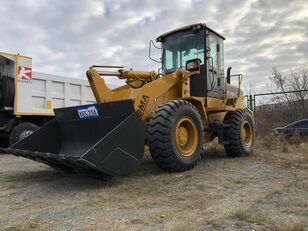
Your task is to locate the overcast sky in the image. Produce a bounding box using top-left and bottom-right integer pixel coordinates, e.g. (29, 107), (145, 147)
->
(1, 0), (307, 92)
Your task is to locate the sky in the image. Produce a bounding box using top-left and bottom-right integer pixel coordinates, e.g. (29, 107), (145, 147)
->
(1, 0), (307, 92)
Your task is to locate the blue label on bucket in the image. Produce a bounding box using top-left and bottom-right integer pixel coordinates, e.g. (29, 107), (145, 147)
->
(77, 105), (100, 120)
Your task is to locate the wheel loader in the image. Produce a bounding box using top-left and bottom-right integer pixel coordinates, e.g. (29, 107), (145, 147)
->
(2, 23), (255, 176)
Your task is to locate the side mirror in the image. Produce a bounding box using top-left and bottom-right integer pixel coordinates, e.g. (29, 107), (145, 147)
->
(186, 59), (201, 72)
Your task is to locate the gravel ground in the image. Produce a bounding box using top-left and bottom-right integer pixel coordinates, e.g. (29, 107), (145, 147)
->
(0, 139), (307, 231)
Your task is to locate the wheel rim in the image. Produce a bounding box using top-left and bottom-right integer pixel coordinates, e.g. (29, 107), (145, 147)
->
(241, 121), (253, 148)
(19, 130), (33, 141)
(175, 117), (198, 157)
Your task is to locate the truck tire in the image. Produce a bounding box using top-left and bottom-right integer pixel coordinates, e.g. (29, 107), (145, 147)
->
(223, 109), (255, 157)
(9, 122), (39, 145)
(148, 100), (203, 172)
(0, 75), (15, 107)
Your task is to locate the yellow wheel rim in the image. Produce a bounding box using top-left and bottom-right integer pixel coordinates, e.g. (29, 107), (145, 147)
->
(175, 117), (198, 157)
(241, 121), (253, 148)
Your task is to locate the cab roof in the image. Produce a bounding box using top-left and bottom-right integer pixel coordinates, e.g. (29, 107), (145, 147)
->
(156, 23), (225, 42)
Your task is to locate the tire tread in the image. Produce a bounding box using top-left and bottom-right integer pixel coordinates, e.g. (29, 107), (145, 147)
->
(148, 100), (203, 172)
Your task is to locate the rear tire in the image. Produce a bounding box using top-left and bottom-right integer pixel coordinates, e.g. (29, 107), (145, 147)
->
(224, 109), (255, 157)
(9, 122), (39, 145)
(148, 100), (203, 172)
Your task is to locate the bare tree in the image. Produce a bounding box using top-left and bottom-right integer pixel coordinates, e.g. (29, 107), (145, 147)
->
(269, 66), (308, 119)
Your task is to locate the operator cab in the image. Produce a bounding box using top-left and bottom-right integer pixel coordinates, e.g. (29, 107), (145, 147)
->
(156, 23), (225, 99)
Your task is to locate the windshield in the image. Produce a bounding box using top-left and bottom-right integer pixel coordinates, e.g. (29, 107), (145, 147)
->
(162, 30), (205, 74)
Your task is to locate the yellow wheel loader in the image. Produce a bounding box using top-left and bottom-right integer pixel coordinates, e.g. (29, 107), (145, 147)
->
(3, 23), (255, 176)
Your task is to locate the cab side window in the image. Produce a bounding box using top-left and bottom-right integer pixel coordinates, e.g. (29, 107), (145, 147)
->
(209, 35), (218, 69)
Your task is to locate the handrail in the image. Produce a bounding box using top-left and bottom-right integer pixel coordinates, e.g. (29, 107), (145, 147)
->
(224, 73), (243, 102)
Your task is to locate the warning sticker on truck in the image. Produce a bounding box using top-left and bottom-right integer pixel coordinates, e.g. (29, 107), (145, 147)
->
(77, 105), (100, 120)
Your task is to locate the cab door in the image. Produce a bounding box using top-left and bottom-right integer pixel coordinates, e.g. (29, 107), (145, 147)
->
(207, 32), (224, 99)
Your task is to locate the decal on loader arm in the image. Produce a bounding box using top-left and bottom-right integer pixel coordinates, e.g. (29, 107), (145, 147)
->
(136, 95), (150, 118)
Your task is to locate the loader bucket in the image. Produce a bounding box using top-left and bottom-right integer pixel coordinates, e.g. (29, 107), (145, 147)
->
(3, 100), (146, 176)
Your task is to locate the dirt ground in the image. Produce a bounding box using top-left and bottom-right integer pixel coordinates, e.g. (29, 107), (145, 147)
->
(0, 138), (307, 231)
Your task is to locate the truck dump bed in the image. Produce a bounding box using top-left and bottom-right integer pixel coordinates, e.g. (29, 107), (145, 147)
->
(0, 52), (95, 116)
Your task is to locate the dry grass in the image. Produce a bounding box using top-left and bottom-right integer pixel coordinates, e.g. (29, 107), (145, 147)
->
(0, 137), (307, 230)
(234, 208), (305, 231)
(255, 135), (308, 169)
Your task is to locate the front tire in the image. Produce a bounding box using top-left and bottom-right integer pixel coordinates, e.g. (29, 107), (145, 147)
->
(224, 109), (255, 157)
(148, 100), (203, 172)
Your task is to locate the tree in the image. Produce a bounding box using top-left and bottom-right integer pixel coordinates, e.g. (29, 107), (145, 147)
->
(270, 66), (308, 119)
